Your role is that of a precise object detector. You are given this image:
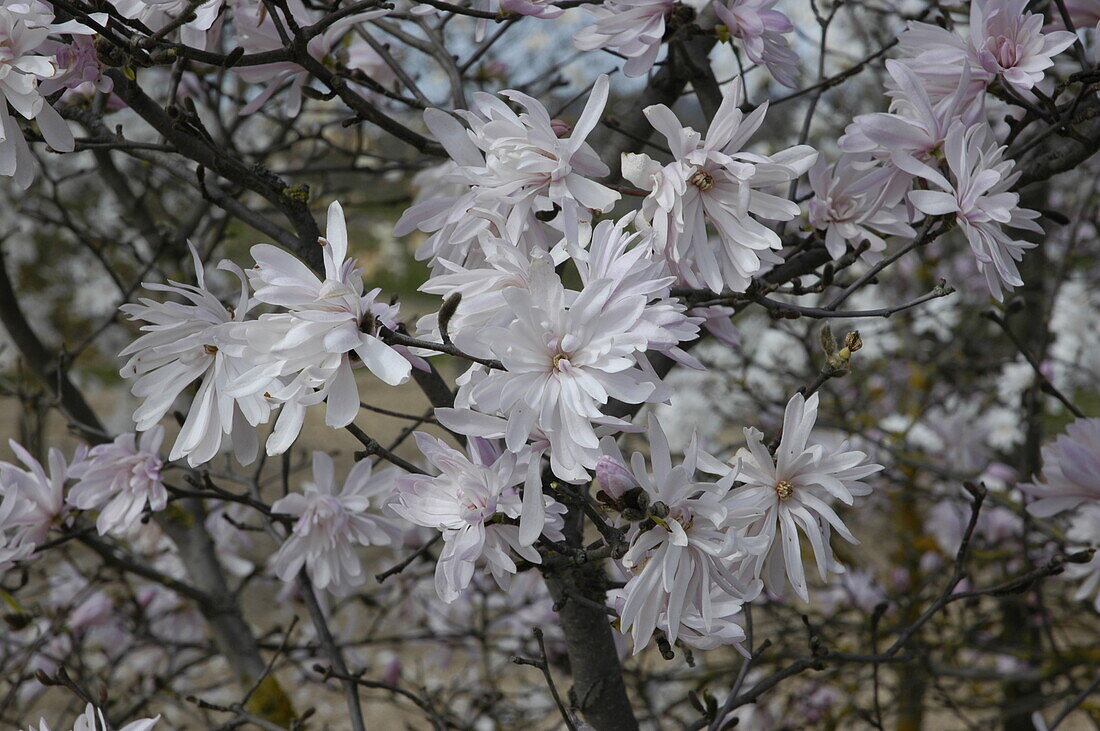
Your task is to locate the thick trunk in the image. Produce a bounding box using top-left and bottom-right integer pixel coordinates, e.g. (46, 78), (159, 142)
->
(542, 506), (638, 731)
(1000, 185), (1050, 731)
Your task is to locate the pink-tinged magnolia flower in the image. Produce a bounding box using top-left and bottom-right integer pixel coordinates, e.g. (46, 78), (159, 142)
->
(839, 59), (983, 191)
(896, 0), (1074, 99)
(432, 406), (605, 543)
(604, 415), (762, 651)
(0, 3), (104, 188)
(391, 433), (564, 602)
(1062, 504), (1100, 612)
(67, 427), (166, 537)
(726, 392), (883, 601)
(927, 498), (1021, 555)
(110, 0), (225, 49)
(38, 34), (111, 99)
(573, 0), (676, 78)
(1021, 418), (1100, 517)
(715, 0), (799, 88)
(903, 122), (1041, 301)
(240, 201), (413, 454)
(271, 452), (402, 595)
(970, 0), (1075, 94)
(232, 0), (390, 115)
(26, 702), (159, 731)
(623, 83), (817, 293)
(806, 155), (916, 261)
(455, 260), (665, 481)
(395, 76), (619, 268)
(0, 440), (75, 548)
(119, 246), (267, 466)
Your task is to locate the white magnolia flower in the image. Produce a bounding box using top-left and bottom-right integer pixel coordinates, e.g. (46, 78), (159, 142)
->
(0, 440), (75, 548)
(604, 416), (762, 652)
(455, 260), (664, 481)
(806, 155), (915, 261)
(573, 0), (675, 78)
(391, 433), (564, 602)
(0, 489), (34, 574)
(241, 201), (413, 454)
(1021, 417), (1100, 517)
(727, 393), (883, 601)
(395, 75), (619, 268)
(608, 586), (750, 652)
(970, 0), (1076, 95)
(1062, 504), (1100, 612)
(416, 212), (545, 357)
(110, 0), (225, 49)
(119, 246), (267, 466)
(271, 452), (403, 595)
(67, 426), (166, 536)
(0, 3), (103, 188)
(27, 702), (159, 731)
(572, 215), (703, 368)
(904, 122), (1042, 301)
(623, 83), (817, 293)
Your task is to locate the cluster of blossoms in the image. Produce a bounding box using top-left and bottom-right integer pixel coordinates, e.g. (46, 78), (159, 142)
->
(395, 75), (620, 268)
(597, 394), (881, 651)
(805, 0), (1074, 300)
(6, 0), (1070, 309)
(2, 0), (807, 193)
(119, 209), (414, 467)
(0, 2), (105, 188)
(76, 0), (1079, 651)
(1, 0), (398, 188)
(0, 426), (169, 568)
(4, 0), (1093, 708)
(61, 70), (891, 653)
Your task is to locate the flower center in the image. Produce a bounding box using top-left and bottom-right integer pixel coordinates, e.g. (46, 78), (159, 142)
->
(203, 344), (218, 355)
(552, 352), (572, 373)
(990, 36), (1019, 69)
(830, 196), (859, 222)
(689, 169), (715, 191)
(775, 480), (794, 500)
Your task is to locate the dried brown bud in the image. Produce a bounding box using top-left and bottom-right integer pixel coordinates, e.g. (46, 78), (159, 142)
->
(844, 331), (862, 353)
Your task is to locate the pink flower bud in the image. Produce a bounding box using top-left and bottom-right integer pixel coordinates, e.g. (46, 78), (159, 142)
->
(382, 655), (402, 686)
(595, 456), (638, 499)
(550, 118), (573, 138)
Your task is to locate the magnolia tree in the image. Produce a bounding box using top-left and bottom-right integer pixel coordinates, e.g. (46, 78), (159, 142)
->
(1, 0), (1099, 728)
